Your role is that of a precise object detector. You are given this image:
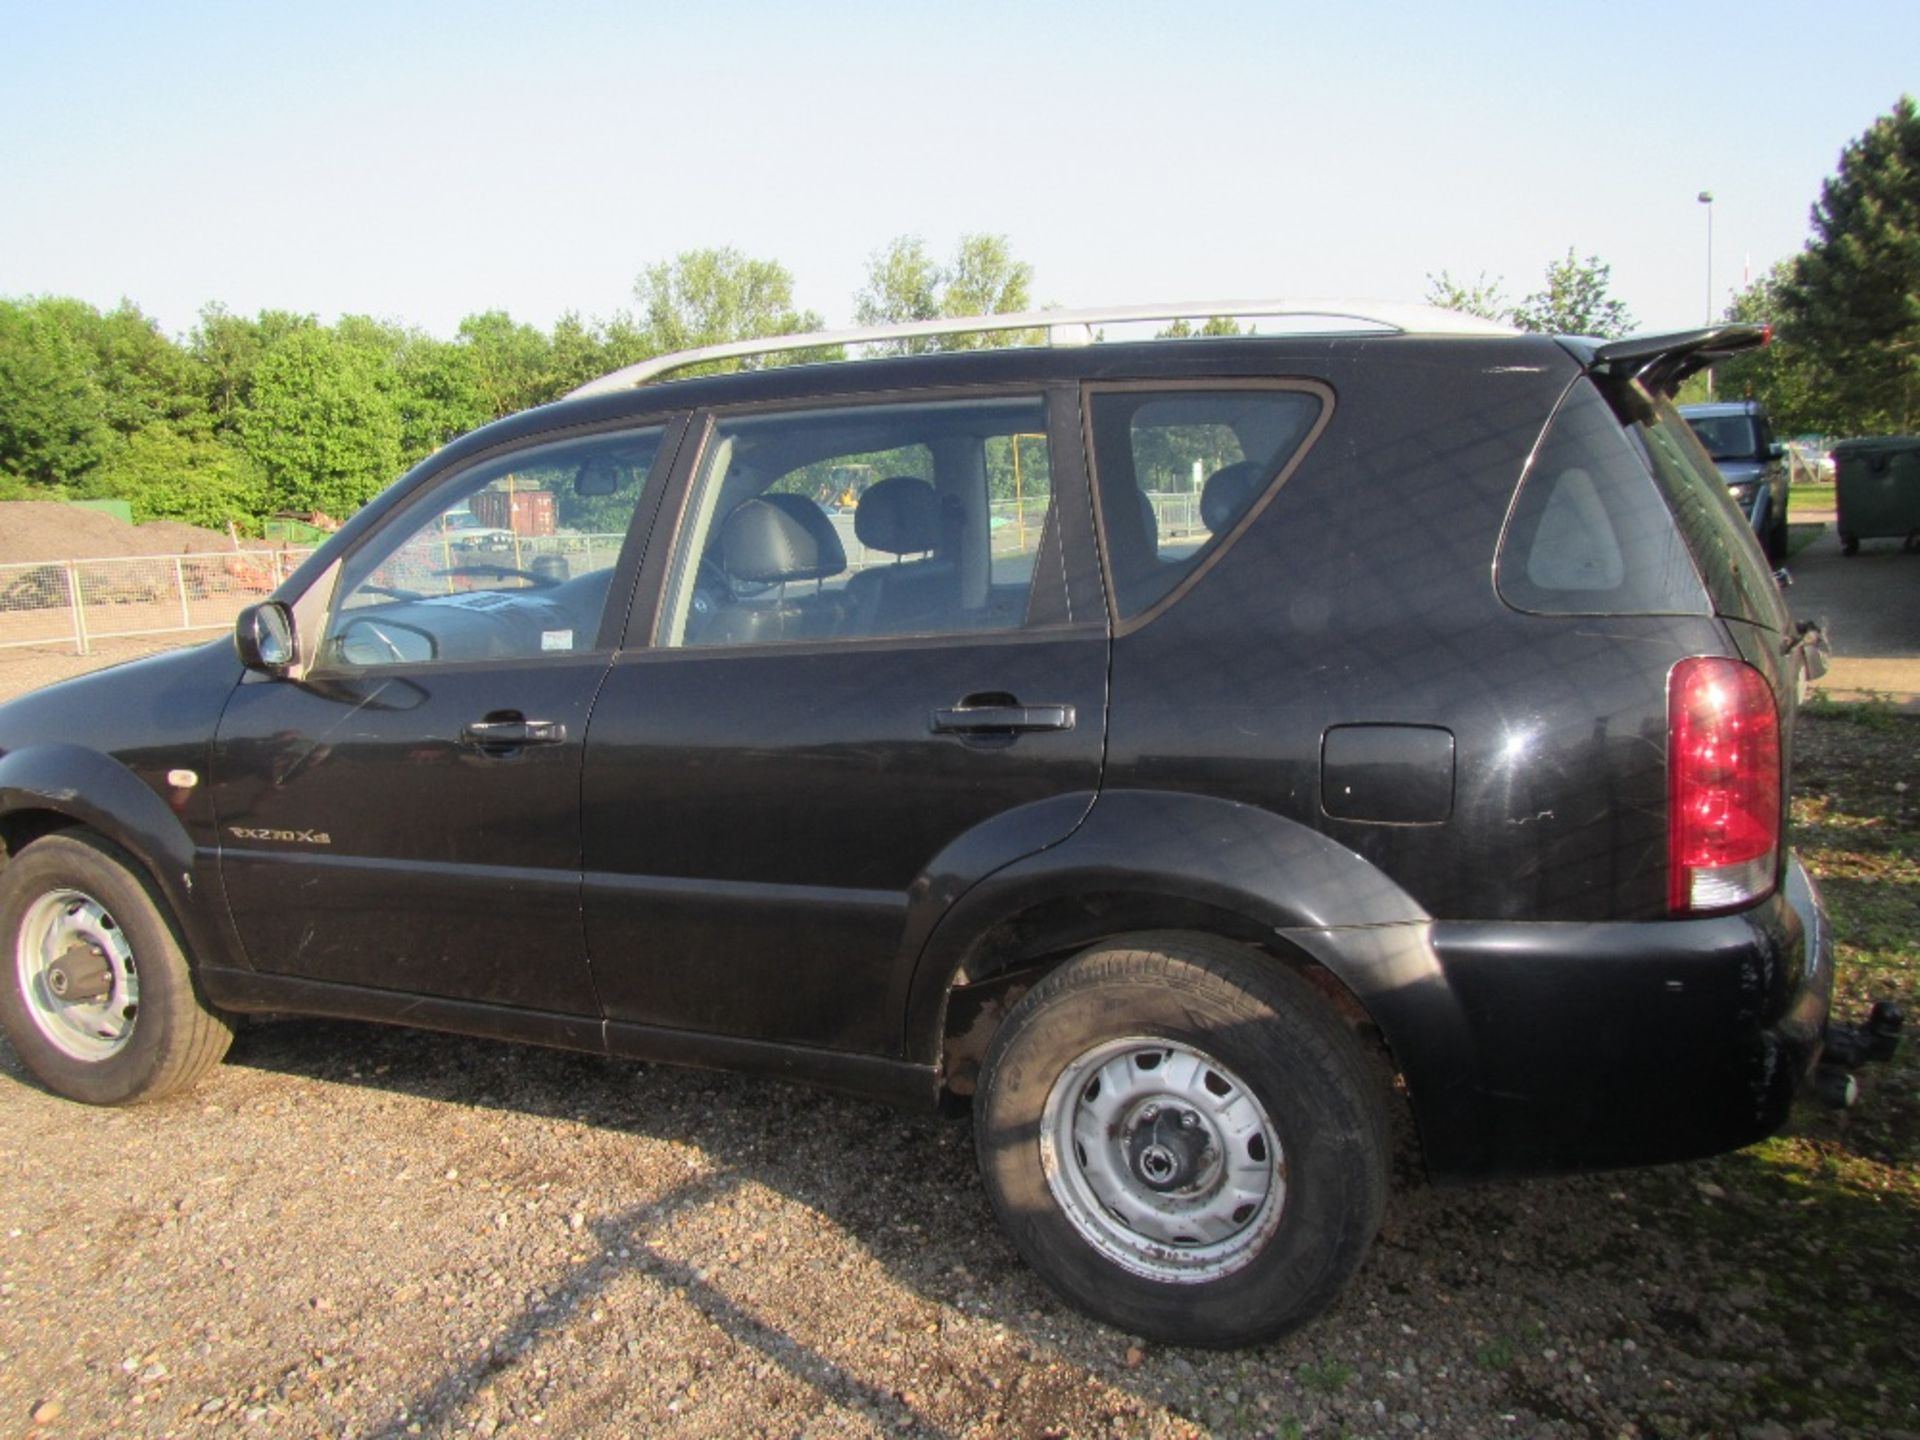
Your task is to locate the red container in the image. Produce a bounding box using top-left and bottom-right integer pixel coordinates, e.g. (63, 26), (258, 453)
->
(470, 488), (557, 536)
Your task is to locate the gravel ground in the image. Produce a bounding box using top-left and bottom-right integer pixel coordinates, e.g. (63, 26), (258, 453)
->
(1, 639), (1914, 1439)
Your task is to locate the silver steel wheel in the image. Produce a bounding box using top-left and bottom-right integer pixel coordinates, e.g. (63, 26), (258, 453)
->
(1038, 1035), (1285, 1284)
(14, 888), (141, 1061)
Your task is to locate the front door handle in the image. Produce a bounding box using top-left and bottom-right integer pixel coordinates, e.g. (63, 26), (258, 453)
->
(460, 717), (567, 749)
(930, 702), (1075, 735)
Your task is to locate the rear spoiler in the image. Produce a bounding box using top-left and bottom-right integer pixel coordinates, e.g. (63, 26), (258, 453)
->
(1582, 324), (1770, 397)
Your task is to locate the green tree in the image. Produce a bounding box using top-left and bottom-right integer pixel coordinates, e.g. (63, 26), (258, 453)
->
(632, 248), (822, 363)
(1780, 96), (1920, 433)
(238, 327), (403, 517)
(855, 234), (1036, 352)
(1510, 249), (1635, 338)
(0, 299), (110, 490)
(1423, 271), (1510, 322)
(454, 311), (555, 421)
(81, 424), (265, 530)
(191, 305), (315, 436)
(49, 299), (209, 440)
(1687, 260), (1823, 431)
(546, 310), (654, 396)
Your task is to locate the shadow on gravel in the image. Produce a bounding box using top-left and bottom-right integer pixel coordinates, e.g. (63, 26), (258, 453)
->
(12, 1005), (1913, 1434)
(225, 1019), (1076, 1435)
(207, 1014), (1797, 1438)
(360, 1165), (960, 1440)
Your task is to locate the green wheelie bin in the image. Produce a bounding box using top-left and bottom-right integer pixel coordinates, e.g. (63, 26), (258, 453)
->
(1831, 437), (1920, 555)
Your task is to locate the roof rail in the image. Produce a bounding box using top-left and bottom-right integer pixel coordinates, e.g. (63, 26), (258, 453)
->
(565, 298), (1517, 398)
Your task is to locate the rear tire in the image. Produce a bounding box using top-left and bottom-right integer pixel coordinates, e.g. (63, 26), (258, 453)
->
(1841, 532), (1860, 556)
(973, 934), (1388, 1346)
(1765, 511), (1789, 563)
(0, 832), (232, 1105)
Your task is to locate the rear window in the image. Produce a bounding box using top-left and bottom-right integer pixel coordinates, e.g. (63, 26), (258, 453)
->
(1497, 380), (1710, 617)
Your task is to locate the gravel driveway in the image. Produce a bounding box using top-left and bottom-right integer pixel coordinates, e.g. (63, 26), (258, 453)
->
(1, 638), (1912, 1439)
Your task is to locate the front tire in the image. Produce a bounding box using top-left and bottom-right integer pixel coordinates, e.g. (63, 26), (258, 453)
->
(0, 832), (232, 1105)
(973, 935), (1389, 1346)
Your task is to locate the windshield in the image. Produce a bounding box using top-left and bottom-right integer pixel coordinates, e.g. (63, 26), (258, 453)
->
(1683, 414), (1759, 462)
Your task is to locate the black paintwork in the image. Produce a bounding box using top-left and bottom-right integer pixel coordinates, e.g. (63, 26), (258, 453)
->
(0, 331), (1835, 1179)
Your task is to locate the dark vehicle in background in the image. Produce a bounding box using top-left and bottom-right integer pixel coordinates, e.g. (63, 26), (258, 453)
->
(1679, 398), (1792, 560)
(0, 304), (1896, 1347)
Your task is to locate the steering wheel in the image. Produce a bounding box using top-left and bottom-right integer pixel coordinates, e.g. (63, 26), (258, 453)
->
(430, 564), (560, 589)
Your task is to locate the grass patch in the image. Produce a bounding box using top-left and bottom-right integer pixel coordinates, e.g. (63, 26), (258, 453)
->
(1294, 1358), (1355, 1395)
(1786, 521), (1826, 558)
(1790, 482), (1837, 520)
(1803, 687), (1908, 732)
(1665, 711), (1920, 1430)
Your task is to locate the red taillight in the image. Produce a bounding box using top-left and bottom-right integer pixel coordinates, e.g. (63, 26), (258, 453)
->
(1668, 657), (1781, 914)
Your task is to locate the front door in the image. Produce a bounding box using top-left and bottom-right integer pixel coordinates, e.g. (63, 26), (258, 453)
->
(212, 419), (680, 1014)
(581, 388), (1110, 1054)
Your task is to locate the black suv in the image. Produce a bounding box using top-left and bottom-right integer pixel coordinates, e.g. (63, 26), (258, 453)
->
(1678, 398), (1792, 561)
(0, 305), (1880, 1347)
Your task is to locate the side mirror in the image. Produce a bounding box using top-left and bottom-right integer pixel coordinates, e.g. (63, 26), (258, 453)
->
(234, 601), (296, 673)
(1769, 441), (1787, 459)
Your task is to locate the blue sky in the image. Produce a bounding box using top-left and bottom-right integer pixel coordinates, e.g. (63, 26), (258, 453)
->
(2, 0), (1915, 341)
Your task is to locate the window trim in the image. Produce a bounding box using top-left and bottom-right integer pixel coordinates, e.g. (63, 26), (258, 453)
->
(627, 383), (1085, 655)
(1082, 379), (1335, 637)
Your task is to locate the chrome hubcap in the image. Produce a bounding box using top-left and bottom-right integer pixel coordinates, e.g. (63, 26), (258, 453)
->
(15, 889), (140, 1061)
(1039, 1037), (1284, 1284)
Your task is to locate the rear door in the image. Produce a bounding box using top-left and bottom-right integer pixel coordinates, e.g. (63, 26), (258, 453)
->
(580, 386), (1109, 1055)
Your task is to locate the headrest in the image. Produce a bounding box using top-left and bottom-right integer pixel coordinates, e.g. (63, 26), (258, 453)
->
(720, 495), (846, 585)
(1136, 487), (1158, 553)
(1201, 460), (1266, 535)
(855, 476), (946, 555)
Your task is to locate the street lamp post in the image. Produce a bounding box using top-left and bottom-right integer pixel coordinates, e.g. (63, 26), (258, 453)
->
(1698, 191), (1715, 322)
(1698, 190), (1715, 399)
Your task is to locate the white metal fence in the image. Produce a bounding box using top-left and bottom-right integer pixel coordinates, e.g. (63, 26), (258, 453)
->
(0, 493), (1209, 659)
(0, 549), (317, 656)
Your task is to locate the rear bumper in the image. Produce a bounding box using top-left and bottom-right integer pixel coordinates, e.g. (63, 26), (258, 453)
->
(1369, 853), (1833, 1179)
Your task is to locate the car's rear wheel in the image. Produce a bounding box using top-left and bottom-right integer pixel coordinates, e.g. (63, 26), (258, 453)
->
(0, 832), (232, 1105)
(973, 934), (1388, 1346)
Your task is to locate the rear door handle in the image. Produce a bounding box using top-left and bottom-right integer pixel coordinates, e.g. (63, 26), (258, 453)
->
(460, 718), (566, 748)
(930, 703), (1075, 735)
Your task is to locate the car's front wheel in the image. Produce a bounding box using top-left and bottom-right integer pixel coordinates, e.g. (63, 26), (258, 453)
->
(973, 934), (1389, 1346)
(0, 831), (232, 1105)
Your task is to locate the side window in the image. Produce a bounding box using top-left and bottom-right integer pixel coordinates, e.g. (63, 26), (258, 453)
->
(1496, 382), (1709, 617)
(1088, 388), (1324, 619)
(323, 427), (665, 667)
(656, 396), (1060, 648)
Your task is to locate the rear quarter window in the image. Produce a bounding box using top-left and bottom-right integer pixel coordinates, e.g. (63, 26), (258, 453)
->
(1497, 380), (1710, 617)
(1088, 386), (1327, 621)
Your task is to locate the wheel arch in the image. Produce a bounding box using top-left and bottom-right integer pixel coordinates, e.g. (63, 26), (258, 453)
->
(911, 791), (1439, 1059)
(904, 790), (1492, 1171)
(0, 744), (226, 969)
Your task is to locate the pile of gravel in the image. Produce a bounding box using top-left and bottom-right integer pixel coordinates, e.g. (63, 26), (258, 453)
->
(0, 502), (238, 564)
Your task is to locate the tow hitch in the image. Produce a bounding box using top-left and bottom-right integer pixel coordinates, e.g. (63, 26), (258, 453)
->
(1814, 1001), (1905, 1109)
